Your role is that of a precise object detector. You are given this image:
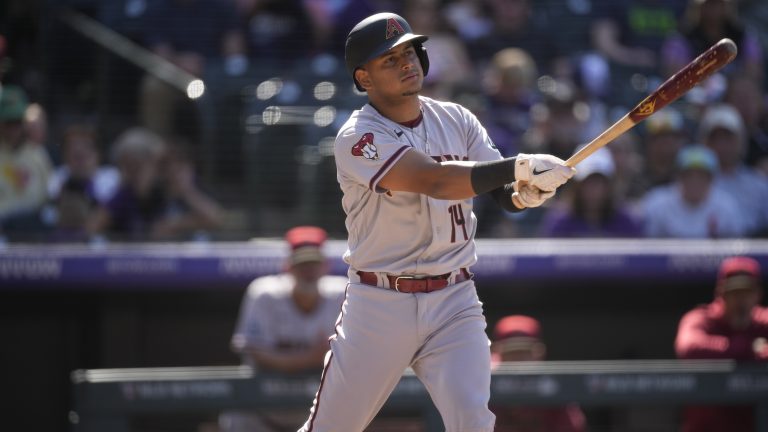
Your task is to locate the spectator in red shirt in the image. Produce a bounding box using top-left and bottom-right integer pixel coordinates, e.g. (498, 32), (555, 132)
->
(675, 255), (768, 432)
(490, 315), (587, 432)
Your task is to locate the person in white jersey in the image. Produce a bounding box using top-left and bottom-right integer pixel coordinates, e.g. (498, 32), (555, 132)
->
(298, 12), (576, 432)
(224, 225), (346, 432)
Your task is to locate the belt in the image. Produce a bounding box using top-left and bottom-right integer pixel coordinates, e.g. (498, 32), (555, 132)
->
(356, 268), (471, 293)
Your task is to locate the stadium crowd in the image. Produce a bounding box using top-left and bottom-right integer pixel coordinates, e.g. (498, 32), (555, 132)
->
(0, 0), (767, 243)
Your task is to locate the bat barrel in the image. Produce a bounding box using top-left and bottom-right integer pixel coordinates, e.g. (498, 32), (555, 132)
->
(565, 38), (737, 169)
(628, 38), (737, 123)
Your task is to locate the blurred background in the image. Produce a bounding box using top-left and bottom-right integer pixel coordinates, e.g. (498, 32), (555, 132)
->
(1, 0), (768, 431)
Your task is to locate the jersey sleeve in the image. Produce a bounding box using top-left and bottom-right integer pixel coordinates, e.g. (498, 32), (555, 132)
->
(335, 123), (412, 193)
(674, 307), (730, 359)
(230, 279), (275, 351)
(461, 106), (504, 163)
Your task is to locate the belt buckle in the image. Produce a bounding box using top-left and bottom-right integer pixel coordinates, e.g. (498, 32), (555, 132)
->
(393, 275), (415, 292)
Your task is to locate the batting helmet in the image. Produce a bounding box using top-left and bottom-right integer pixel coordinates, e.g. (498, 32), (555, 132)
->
(345, 12), (430, 92)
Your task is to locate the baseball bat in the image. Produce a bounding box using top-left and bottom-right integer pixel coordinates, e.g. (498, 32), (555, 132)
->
(564, 38), (738, 168)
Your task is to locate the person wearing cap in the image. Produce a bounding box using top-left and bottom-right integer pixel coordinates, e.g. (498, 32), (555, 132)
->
(699, 103), (768, 236)
(640, 106), (690, 190)
(0, 84), (52, 237)
(490, 315), (587, 432)
(675, 255), (768, 432)
(641, 145), (747, 238)
(225, 226), (346, 432)
(297, 11), (575, 432)
(540, 146), (643, 238)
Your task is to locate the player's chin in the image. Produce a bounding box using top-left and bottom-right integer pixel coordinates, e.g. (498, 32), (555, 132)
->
(400, 76), (423, 96)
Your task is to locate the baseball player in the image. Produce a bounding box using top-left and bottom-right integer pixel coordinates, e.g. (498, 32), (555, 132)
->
(225, 226), (346, 431)
(675, 256), (768, 432)
(298, 13), (575, 432)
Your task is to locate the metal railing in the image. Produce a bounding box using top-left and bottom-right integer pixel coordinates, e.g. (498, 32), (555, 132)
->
(70, 359), (768, 431)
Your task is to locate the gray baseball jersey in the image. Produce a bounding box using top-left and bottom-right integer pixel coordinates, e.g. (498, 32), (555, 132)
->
(231, 273), (347, 368)
(299, 96), (500, 432)
(335, 95), (503, 275)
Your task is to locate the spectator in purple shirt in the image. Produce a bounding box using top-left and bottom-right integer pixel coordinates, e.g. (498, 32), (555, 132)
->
(87, 127), (223, 241)
(539, 146), (643, 238)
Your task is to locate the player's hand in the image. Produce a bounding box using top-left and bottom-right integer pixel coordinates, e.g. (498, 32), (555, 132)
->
(515, 153), (576, 191)
(511, 182), (555, 209)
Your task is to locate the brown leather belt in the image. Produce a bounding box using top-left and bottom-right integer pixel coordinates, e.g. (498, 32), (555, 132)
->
(356, 268), (471, 293)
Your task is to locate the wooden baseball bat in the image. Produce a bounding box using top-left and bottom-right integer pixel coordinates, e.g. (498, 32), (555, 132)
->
(565, 38), (738, 168)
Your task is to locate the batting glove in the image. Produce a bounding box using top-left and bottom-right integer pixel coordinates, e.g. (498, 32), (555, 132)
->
(511, 182), (556, 209)
(515, 153), (576, 191)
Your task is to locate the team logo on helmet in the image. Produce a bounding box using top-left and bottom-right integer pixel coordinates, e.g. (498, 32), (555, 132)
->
(385, 18), (405, 40)
(351, 133), (379, 160)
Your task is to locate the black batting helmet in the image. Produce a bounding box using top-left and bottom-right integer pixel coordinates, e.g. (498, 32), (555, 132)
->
(344, 12), (430, 92)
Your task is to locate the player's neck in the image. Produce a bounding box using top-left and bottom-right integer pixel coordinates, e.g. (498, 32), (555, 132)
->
(368, 95), (421, 124)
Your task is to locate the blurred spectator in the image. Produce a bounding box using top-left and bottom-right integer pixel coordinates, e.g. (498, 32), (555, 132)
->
(698, 103), (768, 236)
(675, 255), (768, 432)
(443, 0), (494, 44)
(490, 315), (587, 432)
(87, 127), (223, 241)
(45, 177), (97, 243)
(488, 79), (590, 237)
(661, 0), (764, 85)
(482, 48), (540, 157)
(0, 84), (52, 239)
(223, 226), (346, 432)
(301, 0), (376, 58)
(233, 0), (314, 66)
(138, 0), (247, 156)
(592, 0), (686, 70)
(47, 123), (120, 206)
(86, 127), (166, 240)
(607, 131), (647, 203)
(537, 0), (599, 70)
(736, 0), (768, 60)
(641, 145), (746, 238)
(723, 74), (768, 176)
(639, 106), (690, 190)
(539, 147), (643, 237)
(154, 140), (225, 240)
(523, 79), (589, 160)
(465, 0), (559, 75)
(404, 0), (474, 100)
(481, 74), (576, 239)
(591, 0), (687, 106)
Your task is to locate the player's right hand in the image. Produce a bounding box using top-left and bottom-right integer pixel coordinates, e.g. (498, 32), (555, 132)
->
(514, 153), (576, 191)
(511, 182), (555, 209)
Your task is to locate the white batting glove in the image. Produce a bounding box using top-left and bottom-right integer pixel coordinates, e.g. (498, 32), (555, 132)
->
(515, 153), (576, 191)
(511, 182), (556, 209)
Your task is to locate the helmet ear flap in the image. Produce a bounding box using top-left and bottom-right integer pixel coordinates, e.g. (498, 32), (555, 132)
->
(415, 43), (429, 77)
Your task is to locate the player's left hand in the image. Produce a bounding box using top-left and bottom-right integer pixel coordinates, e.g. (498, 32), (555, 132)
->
(515, 153), (576, 191)
(511, 182), (555, 209)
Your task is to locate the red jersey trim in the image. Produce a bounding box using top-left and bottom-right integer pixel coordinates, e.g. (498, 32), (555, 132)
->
(368, 145), (411, 192)
(304, 284), (349, 431)
(398, 112), (424, 128)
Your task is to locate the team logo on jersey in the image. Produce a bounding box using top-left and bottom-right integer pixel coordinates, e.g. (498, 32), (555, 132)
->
(385, 18), (405, 40)
(351, 133), (379, 160)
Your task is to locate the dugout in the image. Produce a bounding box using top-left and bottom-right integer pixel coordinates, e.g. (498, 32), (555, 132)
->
(2, 238), (768, 431)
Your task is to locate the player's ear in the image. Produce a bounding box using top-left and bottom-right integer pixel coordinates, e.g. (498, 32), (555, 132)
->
(355, 68), (373, 90)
